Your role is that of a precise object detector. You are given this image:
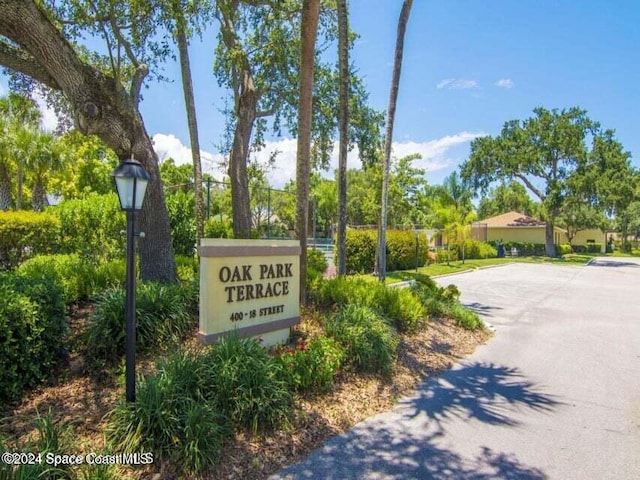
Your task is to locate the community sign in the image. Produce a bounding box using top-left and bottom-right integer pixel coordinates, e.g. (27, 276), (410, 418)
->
(198, 239), (301, 346)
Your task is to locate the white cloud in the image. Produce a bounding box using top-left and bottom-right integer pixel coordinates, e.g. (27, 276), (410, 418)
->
(495, 78), (515, 89)
(152, 133), (225, 180)
(151, 131), (487, 189)
(437, 78), (478, 90)
(32, 91), (58, 132)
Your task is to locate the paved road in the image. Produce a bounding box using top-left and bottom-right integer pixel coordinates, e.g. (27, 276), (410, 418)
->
(271, 257), (640, 479)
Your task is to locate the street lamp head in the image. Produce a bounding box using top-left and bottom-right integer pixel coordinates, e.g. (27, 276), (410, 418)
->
(112, 159), (151, 211)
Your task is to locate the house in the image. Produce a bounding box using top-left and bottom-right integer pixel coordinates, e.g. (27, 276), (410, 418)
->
(471, 211), (606, 253)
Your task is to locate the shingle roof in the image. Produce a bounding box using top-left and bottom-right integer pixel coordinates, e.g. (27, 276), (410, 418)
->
(475, 211), (546, 228)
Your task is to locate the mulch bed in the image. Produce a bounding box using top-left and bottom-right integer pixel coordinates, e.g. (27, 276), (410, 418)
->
(1, 308), (490, 480)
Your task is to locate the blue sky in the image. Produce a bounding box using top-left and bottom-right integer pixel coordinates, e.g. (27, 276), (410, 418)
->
(1, 0), (639, 188)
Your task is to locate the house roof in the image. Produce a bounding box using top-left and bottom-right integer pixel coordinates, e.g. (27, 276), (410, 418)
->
(474, 211), (546, 228)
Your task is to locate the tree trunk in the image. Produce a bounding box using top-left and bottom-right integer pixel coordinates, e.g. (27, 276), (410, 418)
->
(16, 161), (23, 210)
(0, 164), (11, 210)
(336, 0), (349, 276)
(0, 0), (176, 282)
(296, 0), (320, 305)
(176, 20), (205, 247)
(377, 0), (413, 282)
(229, 71), (256, 239)
(545, 220), (555, 257)
(31, 180), (46, 211)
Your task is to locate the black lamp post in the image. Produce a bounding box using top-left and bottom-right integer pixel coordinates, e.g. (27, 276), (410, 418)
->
(112, 158), (151, 402)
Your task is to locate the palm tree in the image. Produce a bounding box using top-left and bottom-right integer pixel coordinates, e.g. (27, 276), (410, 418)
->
(296, 0), (321, 304)
(377, 0), (414, 281)
(170, 0), (206, 246)
(0, 93), (41, 210)
(0, 116), (15, 210)
(434, 172), (475, 263)
(336, 0), (349, 276)
(27, 131), (64, 211)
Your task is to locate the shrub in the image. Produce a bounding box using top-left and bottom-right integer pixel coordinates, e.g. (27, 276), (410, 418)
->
(436, 248), (458, 263)
(556, 243), (573, 256)
(201, 335), (292, 432)
(274, 335), (343, 393)
(340, 229), (377, 273)
(175, 255), (199, 282)
(489, 241), (547, 256)
(451, 240), (497, 260)
(385, 230), (429, 271)
(0, 273), (66, 405)
(0, 210), (60, 269)
(85, 282), (196, 364)
(382, 287), (426, 333)
(17, 254), (94, 304)
(413, 283), (483, 330)
(17, 255), (125, 304)
(166, 191), (196, 256)
(327, 305), (399, 375)
(571, 243), (603, 254)
(51, 194), (125, 262)
(340, 229), (429, 274)
(204, 217), (233, 238)
(0, 411), (75, 479)
(106, 371), (228, 475)
(313, 276), (426, 333)
(93, 258), (126, 292)
(307, 247), (329, 274)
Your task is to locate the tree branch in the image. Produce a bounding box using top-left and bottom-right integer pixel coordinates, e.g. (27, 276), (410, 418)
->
(108, 8), (139, 67)
(515, 173), (545, 202)
(0, 39), (60, 90)
(256, 95), (282, 118)
(130, 63), (149, 106)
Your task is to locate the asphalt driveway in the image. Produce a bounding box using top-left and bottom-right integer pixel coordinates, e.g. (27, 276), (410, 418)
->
(271, 257), (640, 479)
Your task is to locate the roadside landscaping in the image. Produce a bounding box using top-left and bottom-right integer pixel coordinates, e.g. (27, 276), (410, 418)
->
(362, 253), (610, 284)
(0, 250), (489, 479)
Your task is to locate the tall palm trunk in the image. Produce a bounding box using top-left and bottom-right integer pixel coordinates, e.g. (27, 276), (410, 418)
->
(175, 15), (205, 246)
(336, 0), (349, 276)
(31, 180), (46, 211)
(296, 0), (320, 304)
(0, 164), (12, 210)
(377, 0), (413, 282)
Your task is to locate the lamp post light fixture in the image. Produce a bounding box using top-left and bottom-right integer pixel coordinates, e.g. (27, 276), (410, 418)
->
(112, 158), (151, 402)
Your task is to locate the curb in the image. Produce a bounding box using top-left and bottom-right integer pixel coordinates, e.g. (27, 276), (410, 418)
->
(431, 262), (513, 279)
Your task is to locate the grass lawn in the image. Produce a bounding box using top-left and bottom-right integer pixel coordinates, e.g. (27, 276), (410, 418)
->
(356, 254), (603, 285)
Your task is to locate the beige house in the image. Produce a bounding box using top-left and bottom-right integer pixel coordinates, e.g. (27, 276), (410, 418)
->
(471, 211), (606, 252)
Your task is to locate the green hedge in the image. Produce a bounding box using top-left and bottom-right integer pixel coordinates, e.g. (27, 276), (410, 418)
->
(204, 217), (233, 238)
(571, 243), (602, 254)
(17, 254), (124, 304)
(0, 211), (60, 270)
(338, 229), (429, 274)
(340, 229), (377, 273)
(488, 241), (548, 256)
(386, 230), (429, 271)
(450, 240), (497, 260)
(0, 273), (67, 405)
(51, 194), (125, 262)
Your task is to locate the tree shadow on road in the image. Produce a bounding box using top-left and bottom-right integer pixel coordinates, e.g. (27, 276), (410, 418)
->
(273, 363), (558, 479)
(401, 362), (561, 427)
(463, 302), (504, 318)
